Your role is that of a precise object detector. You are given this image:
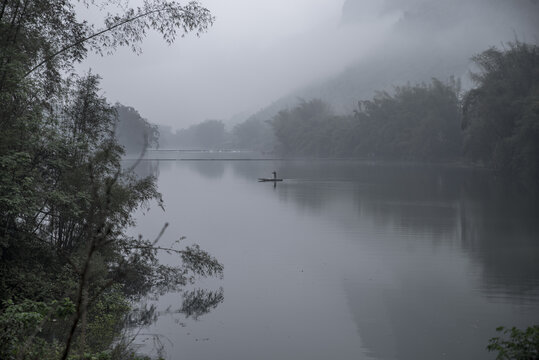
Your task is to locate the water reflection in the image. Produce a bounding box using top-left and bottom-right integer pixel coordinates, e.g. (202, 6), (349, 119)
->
(181, 159), (539, 294)
(140, 159), (538, 360)
(131, 288), (225, 325)
(123, 159), (161, 179)
(226, 160), (539, 359)
(229, 161), (539, 292)
(180, 288), (225, 320)
(129, 287), (224, 356)
(185, 161), (226, 180)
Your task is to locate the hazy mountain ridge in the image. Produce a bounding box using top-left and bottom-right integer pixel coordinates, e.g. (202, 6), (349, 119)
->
(240, 0), (538, 123)
(153, 0), (538, 152)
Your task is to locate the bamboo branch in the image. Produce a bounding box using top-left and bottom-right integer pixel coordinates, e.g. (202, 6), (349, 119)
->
(23, 5), (193, 78)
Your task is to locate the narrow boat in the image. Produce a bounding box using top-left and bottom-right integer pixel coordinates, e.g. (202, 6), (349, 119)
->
(258, 171), (283, 182)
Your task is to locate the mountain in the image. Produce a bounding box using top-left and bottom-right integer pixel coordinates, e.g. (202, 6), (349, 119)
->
(241, 0), (539, 123)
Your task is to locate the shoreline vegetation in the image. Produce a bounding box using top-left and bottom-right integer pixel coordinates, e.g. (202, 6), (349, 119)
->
(0, 1), (223, 360)
(153, 42), (538, 193)
(0, 0), (537, 359)
(130, 153), (493, 172)
(108, 37), (538, 194)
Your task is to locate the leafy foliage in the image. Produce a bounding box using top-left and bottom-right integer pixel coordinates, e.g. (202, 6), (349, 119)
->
(487, 326), (539, 360)
(271, 99), (334, 156)
(0, 71), (224, 360)
(231, 117), (275, 152)
(0, 1), (221, 359)
(179, 288), (224, 320)
(0, 298), (75, 359)
(158, 119), (229, 149)
(270, 79), (462, 161)
(353, 77), (462, 160)
(462, 42), (539, 189)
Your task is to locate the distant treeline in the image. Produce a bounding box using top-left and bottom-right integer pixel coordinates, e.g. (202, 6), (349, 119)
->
(270, 42), (538, 189)
(127, 42), (538, 189)
(158, 119), (228, 150)
(271, 78), (458, 160)
(271, 42), (537, 159)
(155, 118), (275, 152)
(271, 78), (462, 160)
(115, 106), (231, 153)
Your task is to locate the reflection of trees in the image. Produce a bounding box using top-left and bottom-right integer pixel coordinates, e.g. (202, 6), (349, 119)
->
(180, 288), (225, 320)
(125, 287), (223, 357)
(128, 287), (224, 328)
(230, 160), (539, 294)
(347, 163), (467, 242)
(122, 159), (161, 179)
(182, 159), (538, 295)
(127, 304), (159, 328)
(229, 159), (538, 288)
(344, 278), (498, 360)
(184, 161), (225, 179)
(457, 182), (539, 294)
(229, 160), (277, 180)
(311, 163), (538, 360)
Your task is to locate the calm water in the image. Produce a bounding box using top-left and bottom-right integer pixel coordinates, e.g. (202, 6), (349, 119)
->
(130, 158), (539, 360)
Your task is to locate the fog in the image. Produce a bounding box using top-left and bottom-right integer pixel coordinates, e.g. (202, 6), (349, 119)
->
(4, 1), (538, 359)
(78, 0), (538, 130)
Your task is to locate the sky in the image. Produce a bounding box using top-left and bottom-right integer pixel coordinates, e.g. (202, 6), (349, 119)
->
(78, 0), (396, 130)
(78, 0), (538, 131)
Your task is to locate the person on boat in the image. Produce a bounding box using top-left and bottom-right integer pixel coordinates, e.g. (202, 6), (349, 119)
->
(258, 171), (281, 182)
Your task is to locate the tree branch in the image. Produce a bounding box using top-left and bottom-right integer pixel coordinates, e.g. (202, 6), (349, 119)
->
(23, 5), (200, 78)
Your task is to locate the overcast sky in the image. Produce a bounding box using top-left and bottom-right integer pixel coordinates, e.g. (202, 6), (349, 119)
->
(78, 0), (400, 130)
(78, 0), (538, 130)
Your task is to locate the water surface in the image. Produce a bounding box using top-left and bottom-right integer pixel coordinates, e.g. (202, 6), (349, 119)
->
(131, 158), (539, 360)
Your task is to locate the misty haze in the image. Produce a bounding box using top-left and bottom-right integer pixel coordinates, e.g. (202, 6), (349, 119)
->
(1, 1), (538, 360)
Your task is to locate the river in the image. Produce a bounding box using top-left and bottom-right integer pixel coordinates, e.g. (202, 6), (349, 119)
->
(129, 156), (539, 360)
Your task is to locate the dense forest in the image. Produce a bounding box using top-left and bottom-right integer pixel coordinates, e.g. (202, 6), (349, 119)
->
(158, 119), (228, 150)
(269, 43), (538, 167)
(461, 43), (539, 190)
(271, 77), (461, 160)
(166, 42), (538, 190)
(264, 43), (538, 191)
(157, 118), (276, 152)
(157, 118), (275, 152)
(0, 1), (222, 360)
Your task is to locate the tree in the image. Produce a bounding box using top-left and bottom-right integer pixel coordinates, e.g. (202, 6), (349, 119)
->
(0, 0), (213, 92)
(170, 119), (227, 149)
(462, 42), (539, 189)
(0, 1), (222, 359)
(1, 71), (224, 360)
(271, 99), (333, 156)
(1, 0), (214, 219)
(487, 326), (539, 360)
(354, 78), (462, 160)
(232, 117), (275, 152)
(270, 79), (462, 161)
(193, 119), (226, 149)
(115, 104), (160, 154)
